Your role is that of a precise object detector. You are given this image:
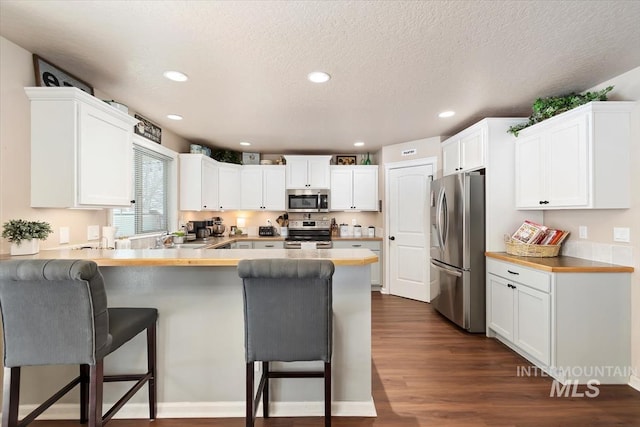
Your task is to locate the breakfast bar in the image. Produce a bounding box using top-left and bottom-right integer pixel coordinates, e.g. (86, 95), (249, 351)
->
(7, 248), (378, 420)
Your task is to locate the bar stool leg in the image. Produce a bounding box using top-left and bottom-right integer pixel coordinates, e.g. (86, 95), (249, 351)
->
(89, 361), (104, 427)
(325, 362), (331, 427)
(262, 361), (269, 418)
(80, 364), (90, 423)
(246, 362), (254, 427)
(147, 324), (157, 419)
(2, 367), (20, 427)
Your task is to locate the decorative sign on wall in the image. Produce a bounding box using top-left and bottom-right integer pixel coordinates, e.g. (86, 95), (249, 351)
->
(33, 54), (94, 95)
(401, 148), (417, 156)
(134, 114), (162, 144)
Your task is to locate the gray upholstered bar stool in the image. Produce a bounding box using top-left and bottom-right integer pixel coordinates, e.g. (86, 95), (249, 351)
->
(238, 258), (335, 427)
(0, 259), (158, 427)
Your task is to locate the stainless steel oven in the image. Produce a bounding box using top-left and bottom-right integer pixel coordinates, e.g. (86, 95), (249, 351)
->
(286, 189), (329, 213)
(284, 219), (332, 249)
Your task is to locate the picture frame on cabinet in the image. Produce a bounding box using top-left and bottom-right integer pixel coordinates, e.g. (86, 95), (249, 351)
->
(134, 114), (162, 144)
(33, 54), (94, 95)
(336, 155), (357, 165)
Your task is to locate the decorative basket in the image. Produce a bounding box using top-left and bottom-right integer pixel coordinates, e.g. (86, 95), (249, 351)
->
(504, 237), (561, 258)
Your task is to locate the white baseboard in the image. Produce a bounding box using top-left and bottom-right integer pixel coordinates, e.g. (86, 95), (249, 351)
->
(13, 398), (377, 420)
(630, 374), (640, 393)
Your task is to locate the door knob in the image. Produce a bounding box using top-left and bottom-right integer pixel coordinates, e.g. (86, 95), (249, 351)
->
(389, 236), (395, 240)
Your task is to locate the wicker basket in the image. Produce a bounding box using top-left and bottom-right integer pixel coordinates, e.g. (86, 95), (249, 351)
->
(504, 237), (561, 257)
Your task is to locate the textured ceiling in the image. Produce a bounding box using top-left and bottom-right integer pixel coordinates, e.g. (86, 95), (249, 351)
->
(1, 1), (640, 154)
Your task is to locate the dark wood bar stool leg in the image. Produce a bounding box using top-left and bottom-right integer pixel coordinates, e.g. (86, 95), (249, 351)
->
(2, 367), (20, 427)
(262, 361), (269, 419)
(80, 364), (90, 424)
(147, 323), (157, 420)
(246, 362), (254, 427)
(89, 362), (104, 427)
(325, 362), (331, 427)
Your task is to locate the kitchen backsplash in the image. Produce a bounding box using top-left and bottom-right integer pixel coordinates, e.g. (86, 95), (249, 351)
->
(562, 240), (634, 267)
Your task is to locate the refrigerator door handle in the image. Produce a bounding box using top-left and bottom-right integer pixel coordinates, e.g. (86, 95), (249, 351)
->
(430, 260), (463, 277)
(436, 187), (446, 249)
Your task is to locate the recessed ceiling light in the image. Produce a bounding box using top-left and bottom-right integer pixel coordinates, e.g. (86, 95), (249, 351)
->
(307, 71), (331, 83)
(354, 141), (365, 147)
(438, 111), (455, 118)
(163, 70), (189, 82)
(239, 141), (251, 146)
(167, 114), (183, 120)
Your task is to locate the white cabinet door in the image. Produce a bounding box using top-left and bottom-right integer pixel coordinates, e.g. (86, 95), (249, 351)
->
(488, 275), (515, 341)
(546, 115), (588, 207)
(515, 133), (545, 208)
(514, 283), (550, 365)
(77, 103), (133, 206)
(285, 155), (331, 189)
(262, 166), (286, 210)
(460, 129), (484, 172)
(241, 166), (285, 210)
(352, 167), (378, 210)
(240, 167), (263, 210)
(253, 241), (284, 249)
(330, 166), (378, 211)
(442, 139), (460, 176)
(307, 157), (331, 188)
(26, 87), (138, 208)
(217, 164), (240, 210)
(201, 160), (219, 211)
(330, 168), (353, 210)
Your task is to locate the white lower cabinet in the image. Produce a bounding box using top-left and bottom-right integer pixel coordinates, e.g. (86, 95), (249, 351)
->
(487, 257), (630, 384)
(333, 240), (381, 287)
(231, 241), (253, 249)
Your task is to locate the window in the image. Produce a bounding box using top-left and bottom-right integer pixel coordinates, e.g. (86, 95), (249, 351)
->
(112, 144), (172, 238)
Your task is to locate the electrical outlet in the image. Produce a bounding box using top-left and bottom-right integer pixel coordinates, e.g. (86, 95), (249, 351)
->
(578, 226), (588, 239)
(59, 226), (70, 244)
(87, 225), (100, 241)
(613, 227), (630, 243)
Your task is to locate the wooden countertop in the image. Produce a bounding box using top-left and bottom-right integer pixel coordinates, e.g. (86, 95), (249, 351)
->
(2, 248), (378, 267)
(486, 252), (634, 273)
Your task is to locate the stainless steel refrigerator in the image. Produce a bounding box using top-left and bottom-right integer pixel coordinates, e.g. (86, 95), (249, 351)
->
(430, 173), (486, 332)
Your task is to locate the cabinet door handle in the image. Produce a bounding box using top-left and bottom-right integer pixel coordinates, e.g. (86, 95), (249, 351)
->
(507, 270), (519, 275)
(389, 236), (395, 241)
(539, 200), (549, 205)
(352, 244), (362, 247)
(265, 245), (274, 248)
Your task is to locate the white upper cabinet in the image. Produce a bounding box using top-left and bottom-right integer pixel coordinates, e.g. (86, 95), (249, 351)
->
(515, 101), (635, 209)
(330, 165), (378, 211)
(284, 155), (331, 189)
(442, 128), (485, 176)
(240, 165), (286, 211)
(26, 87), (139, 208)
(179, 154), (240, 211)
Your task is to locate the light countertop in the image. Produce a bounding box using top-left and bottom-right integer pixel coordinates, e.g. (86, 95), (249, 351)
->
(2, 248), (378, 267)
(486, 252), (634, 273)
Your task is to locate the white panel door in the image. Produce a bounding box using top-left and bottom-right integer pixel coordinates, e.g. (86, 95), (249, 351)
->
(78, 103), (132, 205)
(262, 166), (286, 210)
(352, 167), (378, 210)
(330, 167), (353, 210)
(240, 166), (263, 210)
(546, 114), (589, 207)
(388, 164), (432, 302)
(515, 133), (544, 208)
(515, 283), (550, 365)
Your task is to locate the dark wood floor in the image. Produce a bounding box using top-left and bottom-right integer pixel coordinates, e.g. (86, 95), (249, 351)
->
(33, 293), (640, 427)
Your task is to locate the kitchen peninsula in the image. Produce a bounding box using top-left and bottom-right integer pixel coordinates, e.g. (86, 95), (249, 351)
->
(3, 248), (378, 419)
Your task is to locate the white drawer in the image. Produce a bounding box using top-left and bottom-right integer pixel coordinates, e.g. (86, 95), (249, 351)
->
(333, 240), (381, 250)
(487, 258), (550, 293)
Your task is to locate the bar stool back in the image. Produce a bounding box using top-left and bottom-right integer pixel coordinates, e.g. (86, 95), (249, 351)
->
(0, 259), (157, 427)
(238, 258), (334, 427)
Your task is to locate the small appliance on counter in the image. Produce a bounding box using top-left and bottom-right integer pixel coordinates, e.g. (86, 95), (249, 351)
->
(368, 226), (375, 237)
(209, 217), (226, 237)
(353, 225), (362, 238)
(339, 224), (349, 237)
(259, 226), (275, 236)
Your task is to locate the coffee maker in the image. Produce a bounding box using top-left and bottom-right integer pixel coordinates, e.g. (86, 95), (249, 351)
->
(188, 220), (209, 239)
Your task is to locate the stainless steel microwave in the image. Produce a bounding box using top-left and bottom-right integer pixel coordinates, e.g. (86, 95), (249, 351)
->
(286, 189), (330, 213)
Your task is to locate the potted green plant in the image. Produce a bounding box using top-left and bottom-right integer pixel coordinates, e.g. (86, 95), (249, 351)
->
(2, 219), (53, 255)
(172, 230), (186, 244)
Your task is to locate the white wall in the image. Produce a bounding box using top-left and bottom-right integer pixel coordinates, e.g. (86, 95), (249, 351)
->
(0, 36), (192, 254)
(543, 66), (640, 388)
